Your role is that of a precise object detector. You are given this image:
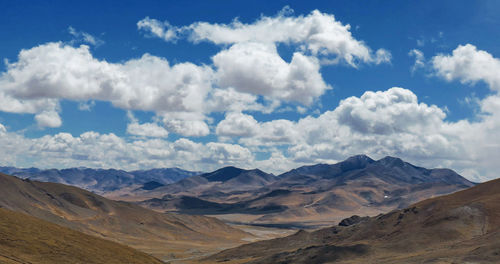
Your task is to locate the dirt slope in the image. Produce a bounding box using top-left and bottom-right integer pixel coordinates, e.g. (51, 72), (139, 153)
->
(0, 207), (163, 264)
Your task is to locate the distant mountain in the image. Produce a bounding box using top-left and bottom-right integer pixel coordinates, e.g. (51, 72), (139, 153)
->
(0, 172), (248, 261)
(206, 177), (500, 264)
(139, 155), (474, 228)
(0, 207), (162, 264)
(0, 166), (200, 193)
(131, 166), (276, 202)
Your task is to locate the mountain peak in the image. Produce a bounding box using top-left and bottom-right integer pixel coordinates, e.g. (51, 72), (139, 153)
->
(201, 166), (247, 182)
(345, 154), (375, 163)
(376, 156), (405, 167)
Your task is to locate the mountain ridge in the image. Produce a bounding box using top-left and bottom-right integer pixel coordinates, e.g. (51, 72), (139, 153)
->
(0, 166), (200, 194)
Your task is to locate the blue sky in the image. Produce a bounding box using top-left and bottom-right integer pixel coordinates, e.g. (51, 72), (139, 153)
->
(1, 1), (500, 181)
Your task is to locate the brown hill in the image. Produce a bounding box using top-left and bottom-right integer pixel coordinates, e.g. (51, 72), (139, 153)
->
(0, 207), (162, 264)
(205, 177), (500, 263)
(0, 172), (249, 262)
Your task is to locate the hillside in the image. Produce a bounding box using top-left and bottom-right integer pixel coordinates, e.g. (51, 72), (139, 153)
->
(206, 177), (500, 263)
(0, 172), (249, 262)
(0, 207), (162, 264)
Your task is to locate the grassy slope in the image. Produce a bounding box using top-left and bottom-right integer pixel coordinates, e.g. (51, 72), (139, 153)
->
(0, 208), (163, 264)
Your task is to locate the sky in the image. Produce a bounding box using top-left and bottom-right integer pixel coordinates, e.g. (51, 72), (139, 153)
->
(1, 1), (500, 182)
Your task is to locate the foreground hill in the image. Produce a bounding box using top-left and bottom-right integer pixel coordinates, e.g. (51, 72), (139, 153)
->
(0, 208), (162, 264)
(206, 177), (500, 263)
(0, 172), (249, 261)
(140, 155), (474, 228)
(0, 166), (199, 194)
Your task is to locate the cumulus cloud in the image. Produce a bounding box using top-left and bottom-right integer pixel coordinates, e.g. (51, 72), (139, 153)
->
(0, 128), (254, 171)
(138, 8), (390, 66)
(216, 112), (259, 137)
(432, 44), (500, 91)
(213, 42), (330, 104)
(126, 112), (168, 138)
(163, 119), (210, 137)
(35, 110), (62, 128)
(1, 8), (393, 133)
(333, 87), (445, 135)
(0, 42), (213, 132)
(206, 88), (278, 113)
(127, 122), (168, 138)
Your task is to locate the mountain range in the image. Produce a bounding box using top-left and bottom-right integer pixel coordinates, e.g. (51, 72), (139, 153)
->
(137, 155), (474, 228)
(0, 166), (199, 194)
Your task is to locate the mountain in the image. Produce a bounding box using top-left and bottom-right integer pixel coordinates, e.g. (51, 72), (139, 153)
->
(138, 155), (474, 228)
(0, 172), (249, 262)
(125, 166), (277, 202)
(206, 177), (500, 263)
(0, 166), (199, 193)
(0, 207), (162, 264)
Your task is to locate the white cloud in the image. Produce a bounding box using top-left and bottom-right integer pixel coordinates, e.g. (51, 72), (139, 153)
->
(0, 128), (255, 171)
(206, 87), (278, 113)
(213, 42), (330, 104)
(126, 111), (168, 138)
(204, 142), (253, 165)
(34, 110), (62, 128)
(68, 26), (104, 47)
(0, 42), (213, 131)
(163, 119), (210, 137)
(137, 17), (179, 42)
(333, 87), (445, 135)
(374, 49), (392, 65)
(138, 8), (390, 66)
(409, 49), (425, 73)
(126, 122), (168, 138)
(78, 100), (95, 111)
(216, 112), (259, 137)
(432, 44), (500, 91)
